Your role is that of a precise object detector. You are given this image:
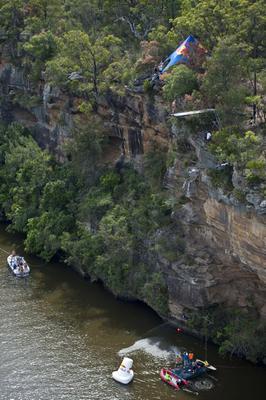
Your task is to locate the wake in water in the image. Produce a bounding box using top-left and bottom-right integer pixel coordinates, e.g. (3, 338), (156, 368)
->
(118, 338), (180, 360)
(118, 321), (182, 360)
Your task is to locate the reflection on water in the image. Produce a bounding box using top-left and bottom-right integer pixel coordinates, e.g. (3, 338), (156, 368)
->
(0, 225), (265, 400)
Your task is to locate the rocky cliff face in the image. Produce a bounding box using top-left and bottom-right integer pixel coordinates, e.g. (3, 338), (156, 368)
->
(0, 61), (168, 163)
(166, 170), (266, 321)
(0, 61), (75, 161)
(0, 59), (265, 321)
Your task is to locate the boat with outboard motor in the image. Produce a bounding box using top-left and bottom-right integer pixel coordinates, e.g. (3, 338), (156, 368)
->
(169, 362), (207, 380)
(7, 253), (30, 277)
(160, 352), (216, 391)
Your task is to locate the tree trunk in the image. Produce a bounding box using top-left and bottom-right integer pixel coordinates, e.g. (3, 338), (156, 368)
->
(253, 70), (257, 123)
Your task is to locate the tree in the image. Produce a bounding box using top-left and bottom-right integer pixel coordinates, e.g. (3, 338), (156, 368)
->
(61, 225), (102, 278)
(103, 0), (170, 40)
(25, 210), (74, 261)
(23, 0), (66, 34)
(234, 0), (266, 122)
(23, 30), (56, 80)
(169, 0), (235, 49)
(64, 0), (105, 33)
(170, 0), (266, 122)
(0, 0), (24, 58)
(46, 30), (122, 100)
(202, 39), (248, 125)
(209, 128), (265, 186)
(0, 123), (27, 165)
(23, 161), (80, 261)
(0, 133), (51, 232)
(95, 204), (134, 294)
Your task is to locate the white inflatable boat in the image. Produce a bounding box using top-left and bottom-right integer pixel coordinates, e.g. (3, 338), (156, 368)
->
(112, 357), (134, 384)
(7, 255), (30, 277)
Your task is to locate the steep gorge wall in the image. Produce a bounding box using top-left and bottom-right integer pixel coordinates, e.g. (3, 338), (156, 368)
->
(0, 61), (168, 162)
(167, 179), (266, 321)
(0, 60), (265, 321)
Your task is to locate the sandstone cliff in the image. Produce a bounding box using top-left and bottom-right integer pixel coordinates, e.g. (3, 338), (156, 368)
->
(0, 60), (265, 322)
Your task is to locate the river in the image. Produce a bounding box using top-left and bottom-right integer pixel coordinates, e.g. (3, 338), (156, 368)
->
(0, 225), (265, 400)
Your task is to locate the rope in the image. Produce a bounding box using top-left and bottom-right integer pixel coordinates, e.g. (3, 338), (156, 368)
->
(0, 247), (9, 255)
(0, 246), (43, 269)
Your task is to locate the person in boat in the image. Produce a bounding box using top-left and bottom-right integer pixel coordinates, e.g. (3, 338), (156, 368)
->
(18, 258), (24, 273)
(10, 250), (16, 267)
(192, 362), (199, 371)
(175, 354), (183, 366)
(182, 352), (189, 366)
(10, 251), (17, 269)
(164, 372), (171, 382)
(188, 352), (194, 363)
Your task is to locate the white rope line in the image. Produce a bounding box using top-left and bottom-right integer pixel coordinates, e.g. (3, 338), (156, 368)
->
(0, 246), (9, 255)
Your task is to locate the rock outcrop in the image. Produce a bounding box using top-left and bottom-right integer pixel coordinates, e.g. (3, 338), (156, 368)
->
(167, 178), (266, 320)
(0, 56), (265, 322)
(163, 128), (266, 321)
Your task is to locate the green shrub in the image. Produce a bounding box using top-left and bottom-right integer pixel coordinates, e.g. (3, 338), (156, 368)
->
(144, 140), (167, 186)
(245, 158), (266, 185)
(209, 128), (265, 190)
(143, 79), (153, 93)
(163, 65), (198, 102)
(0, 122), (79, 260)
(208, 168), (233, 192)
(233, 189), (246, 203)
(143, 272), (169, 316)
(187, 307), (266, 363)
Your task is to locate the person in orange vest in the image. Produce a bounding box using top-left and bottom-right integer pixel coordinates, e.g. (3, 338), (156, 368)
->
(165, 372), (171, 382)
(188, 352), (194, 363)
(175, 354), (182, 366)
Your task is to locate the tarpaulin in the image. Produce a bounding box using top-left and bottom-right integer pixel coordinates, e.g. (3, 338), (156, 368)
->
(159, 35), (206, 73)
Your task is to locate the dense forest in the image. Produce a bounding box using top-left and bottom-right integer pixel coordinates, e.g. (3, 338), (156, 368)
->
(0, 1), (266, 362)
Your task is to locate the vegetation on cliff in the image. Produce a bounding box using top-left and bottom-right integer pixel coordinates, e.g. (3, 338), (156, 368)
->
(187, 306), (266, 364)
(0, 0), (266, 362)
(2, 0), (264, 188)
(0, 122), (170, 315)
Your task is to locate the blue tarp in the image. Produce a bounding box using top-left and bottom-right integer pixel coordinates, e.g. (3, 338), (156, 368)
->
(159, 35), (204, 73)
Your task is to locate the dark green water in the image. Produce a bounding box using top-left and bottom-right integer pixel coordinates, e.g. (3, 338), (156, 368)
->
(0, 225), (265, 400)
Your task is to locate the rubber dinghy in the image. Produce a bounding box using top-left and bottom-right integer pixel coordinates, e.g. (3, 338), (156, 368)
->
(7, 255), (30, 277)
(160, 368), (188, 390)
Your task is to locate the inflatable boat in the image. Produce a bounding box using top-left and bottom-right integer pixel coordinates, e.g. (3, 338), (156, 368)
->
(160, 368), (188, 390)
(170, 363), (207, 380)
(7, 254), (30, 277)
(112, 357), (134, 384)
